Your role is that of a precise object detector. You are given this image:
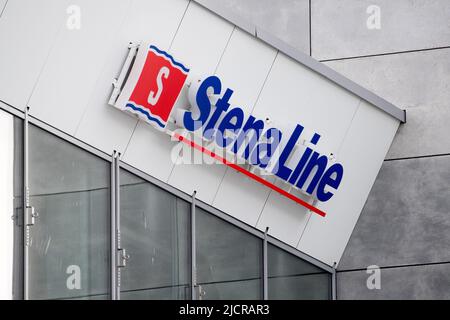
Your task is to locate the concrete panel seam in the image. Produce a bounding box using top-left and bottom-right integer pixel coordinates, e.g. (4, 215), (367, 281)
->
(338, 261), (450, 273)
(385, 153), (450, 162)
(320, 45), (450, 63)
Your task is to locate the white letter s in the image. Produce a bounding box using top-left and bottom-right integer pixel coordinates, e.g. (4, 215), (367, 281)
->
(148, 66), (170, 105)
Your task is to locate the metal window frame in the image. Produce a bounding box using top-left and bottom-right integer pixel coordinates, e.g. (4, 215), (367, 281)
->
(331, 266), (337, 300)
(121, 162), (337, 293)
(190, 191), (197, 300)
(2, 100), (335, 300)
(23, 107), (29, 300)
(262, 227), (269, 300)
(110, 152), (118, 300)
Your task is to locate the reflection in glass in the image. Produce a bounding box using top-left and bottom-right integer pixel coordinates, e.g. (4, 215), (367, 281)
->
(196, 208), (262, 300)
(28, 125), (110, 300)
(120, 170), (190, 300)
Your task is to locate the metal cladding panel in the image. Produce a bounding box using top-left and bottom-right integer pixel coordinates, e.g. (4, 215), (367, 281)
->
(213, 168), (272, 226)
(337, 263), (450, 300)
(298, 100), (400, 266)
(28, 0), (130, 134)
(0, 0), (70, 110)
(123, 121), (179, 183)
(214, 29), (277, 114)
(253, 52), (361, 247)
(165, 2), (235, 202)
(256, 190), (311, 246)
(74, 0), (190, 154)
(312, 0), (450, 60)
(252, 53), (361, 155)
(338, 154), (450, 270)
(125, 1), (234, 185)
(208, 28), (278, 218)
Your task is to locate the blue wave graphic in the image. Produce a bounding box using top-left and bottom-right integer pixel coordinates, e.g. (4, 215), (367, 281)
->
(125, 103), (165, 128)
(149, 45), (190, 73)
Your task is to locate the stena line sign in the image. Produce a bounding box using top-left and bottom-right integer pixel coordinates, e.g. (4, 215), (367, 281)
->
(110, 43), (345, 217)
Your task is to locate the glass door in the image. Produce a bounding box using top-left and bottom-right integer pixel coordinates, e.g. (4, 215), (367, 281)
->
(24, 117), (110, 300)
(117, 168), (191, 299)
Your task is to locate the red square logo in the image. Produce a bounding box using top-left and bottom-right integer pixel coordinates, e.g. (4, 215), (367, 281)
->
(126, 45), (189, 129)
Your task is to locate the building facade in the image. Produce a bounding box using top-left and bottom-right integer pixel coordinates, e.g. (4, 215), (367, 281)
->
(0, 0), (448, 300)
(206, 0), (449, 299)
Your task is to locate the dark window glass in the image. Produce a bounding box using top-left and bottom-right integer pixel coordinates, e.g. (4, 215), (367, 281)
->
(268, 244), (331, 299)
(119, 169), (190, 300)
(196, 208), (262, 299)
(28, 125), (110, 300)
(22, 124), (331, 301)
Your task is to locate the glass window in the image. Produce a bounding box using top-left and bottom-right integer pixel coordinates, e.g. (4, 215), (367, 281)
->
(27, 125), (110, 300)
(196, 208), (262, 300)
(12, 117), (23, 300)
(20, 124), (331, 301)
(119, 169), (190, 300)
(268, 244), (331, 299)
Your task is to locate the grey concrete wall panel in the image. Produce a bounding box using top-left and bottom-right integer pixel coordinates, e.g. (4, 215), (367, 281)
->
(197, 0), (310, 54)
(339, 155), (450, 270)
(325, 48), (450, 159)
(196, 0), (405, 122)
(324, 49), (450, 112)
(337, 263), (450, 300)
(388, 103), (450, 160)
(312, 0), (450, 60)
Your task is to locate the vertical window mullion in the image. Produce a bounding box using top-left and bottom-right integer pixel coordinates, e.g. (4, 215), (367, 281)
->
(190, 191), (197, 300)
(331, 266), (337, 300)
(23, 107), (29, 300)
(263, 227), (269, 300)
(110, 151), (117, 300)
(115, 152), (121, 300)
